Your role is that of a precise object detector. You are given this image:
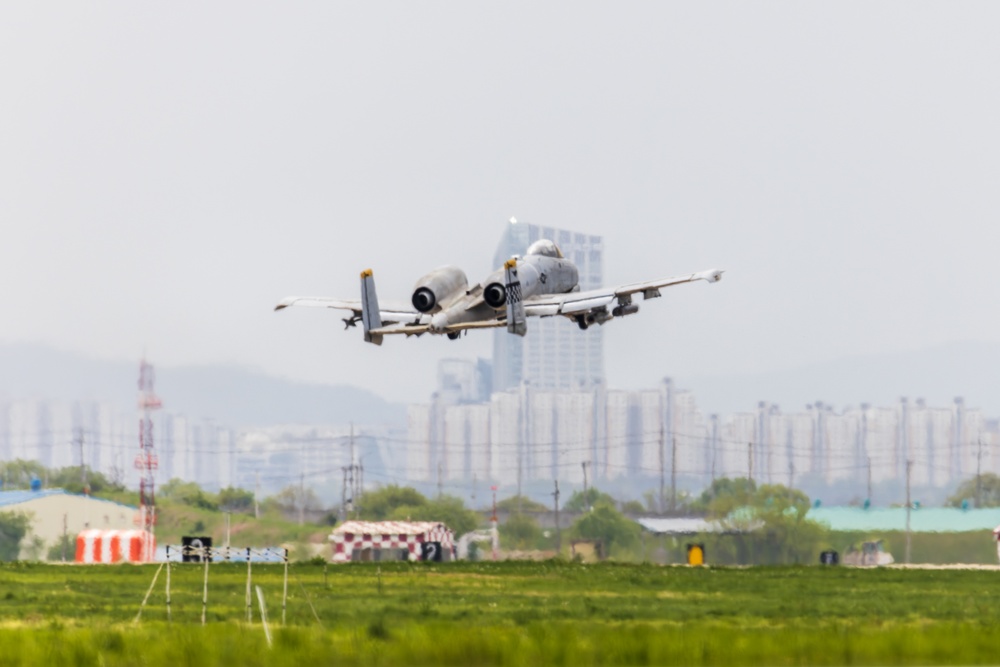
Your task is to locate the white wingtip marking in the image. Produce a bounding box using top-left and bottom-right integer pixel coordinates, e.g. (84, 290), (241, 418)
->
(695, 269), (724, 283)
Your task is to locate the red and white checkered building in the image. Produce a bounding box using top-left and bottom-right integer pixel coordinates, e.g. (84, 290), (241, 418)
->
(330, 521), (455, 563)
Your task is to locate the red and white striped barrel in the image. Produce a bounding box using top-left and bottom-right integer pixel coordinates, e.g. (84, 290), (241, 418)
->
(74, 529), (155, 563)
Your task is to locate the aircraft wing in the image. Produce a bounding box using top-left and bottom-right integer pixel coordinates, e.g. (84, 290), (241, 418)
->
(524, 268), (724, 317)
(274, 296), (424, 325)
(366, 319), (506, 337)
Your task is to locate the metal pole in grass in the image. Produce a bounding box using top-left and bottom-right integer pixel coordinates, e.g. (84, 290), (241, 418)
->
(246, 547), (253, 623)
(282, 548), (289, 626)
(133, 563), (165, 625)
(255, 585), (273, 648)
(165, 547), (171, 624)
(552, 480), (561, 555)
(201, 545), (210, 626)
(905, 460), (913, 565)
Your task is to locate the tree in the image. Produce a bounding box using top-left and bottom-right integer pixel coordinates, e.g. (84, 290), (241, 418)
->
(218, 486), (255, 513)
(159, 479), (218, 510)
(620, 500), (646, 515)
(21, 535), (44, 561)
(690, 477), (758, 518)
(387, 494), (481, 536)
(642, 490), (657, 512)
(947, 473), (1000, 508)
(0, 511), (31, 561)
(356, 486), (480, 535)
(701, 481), (827, 565)
(47, 533), (75, 562)
(496, 495), (548, 514)
(570, 503), (640, 555)
(500, 513), (543, 550)
(49, 466), (124, 496)
(0, 460), (46, 490)
(270, 485), (322, 514)
(564, 487), (616, 512)
(359, 485), (429, 520)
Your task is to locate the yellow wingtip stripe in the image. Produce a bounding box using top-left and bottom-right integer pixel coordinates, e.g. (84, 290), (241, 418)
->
(360, 269), (373, 278)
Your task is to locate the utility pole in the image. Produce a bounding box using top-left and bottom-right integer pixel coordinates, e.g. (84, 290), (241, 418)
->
(490, 485), (499, 561)
(437, 462), (443, 498)
(670, 437), (678, 512)
(350, 424), (362, 509)
(867, 456), (873, 506)
(517, 451), (523, 514)
(358, 461), (364, 511)
(552, 480), (561, 555)
(298, 472), (305, 526)
(748, 442), (754, 484)
(76, 428), (86, 492)
(340, 467), (349, 522)
(905, 460), (913, 565)
(471, 473), (477, 508)
(347, 463), (355, 518)
(976, 438), (983, 508)
(581, 461), (590, 501)
(254, 471), (260, 520)
(658, 425), (665, 513)
(348, 425), (358, 517)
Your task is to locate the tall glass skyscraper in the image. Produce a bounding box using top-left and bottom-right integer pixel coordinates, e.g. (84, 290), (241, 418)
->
(491, 220), (605, 392)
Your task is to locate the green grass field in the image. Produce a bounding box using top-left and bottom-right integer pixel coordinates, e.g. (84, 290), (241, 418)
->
(0, 560), (997, 666)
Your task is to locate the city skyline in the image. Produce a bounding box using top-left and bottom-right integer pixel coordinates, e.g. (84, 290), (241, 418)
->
(1, 380), (992, 509)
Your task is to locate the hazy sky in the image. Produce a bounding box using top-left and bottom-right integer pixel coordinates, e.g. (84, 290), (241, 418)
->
(2, 3), (998, 407)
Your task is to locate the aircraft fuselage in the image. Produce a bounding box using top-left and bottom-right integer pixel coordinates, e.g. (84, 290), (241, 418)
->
(427, 253), (579, 334)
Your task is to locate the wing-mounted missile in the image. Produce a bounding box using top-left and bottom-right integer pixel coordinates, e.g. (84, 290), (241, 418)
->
(411, 266), (468, 313)
(360, 269), (383, 345)
(504, 259), (527, 336)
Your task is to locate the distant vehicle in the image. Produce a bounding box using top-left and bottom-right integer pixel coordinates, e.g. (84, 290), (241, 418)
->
(842, 540), (894, 566)
(275, 239), (723, 344)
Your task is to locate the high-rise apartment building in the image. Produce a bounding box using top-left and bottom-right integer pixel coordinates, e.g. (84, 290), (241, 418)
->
(491, 220), (604, 392)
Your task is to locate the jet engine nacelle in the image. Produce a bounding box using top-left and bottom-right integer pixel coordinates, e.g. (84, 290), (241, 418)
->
(483, 262), (540, 309)
(483, 282), (507, 308)
(411, 265), (468, 313)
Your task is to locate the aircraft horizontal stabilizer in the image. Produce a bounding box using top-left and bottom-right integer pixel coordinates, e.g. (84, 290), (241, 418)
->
(360, 269), (383, 345)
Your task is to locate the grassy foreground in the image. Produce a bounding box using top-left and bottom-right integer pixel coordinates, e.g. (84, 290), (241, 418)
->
(0, 561), (998, 666)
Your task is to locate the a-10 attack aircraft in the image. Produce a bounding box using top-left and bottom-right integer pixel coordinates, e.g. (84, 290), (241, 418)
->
(275, 239), (723, 345)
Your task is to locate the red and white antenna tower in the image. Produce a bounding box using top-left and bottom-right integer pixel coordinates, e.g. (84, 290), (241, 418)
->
(136, 359), (162, 561)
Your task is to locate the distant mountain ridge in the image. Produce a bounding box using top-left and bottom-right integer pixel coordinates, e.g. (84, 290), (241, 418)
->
(0, 340), (996, 428)
(684, 340), (1000, 417)
(0, 343), (405, 427)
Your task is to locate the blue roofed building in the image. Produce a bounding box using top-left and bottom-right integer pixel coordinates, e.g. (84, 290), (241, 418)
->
(0, 489), (137, 560)
(809, 506), (1000, 533)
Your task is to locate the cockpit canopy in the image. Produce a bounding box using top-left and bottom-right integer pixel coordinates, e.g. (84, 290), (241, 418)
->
(526, 239), (564, 258)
